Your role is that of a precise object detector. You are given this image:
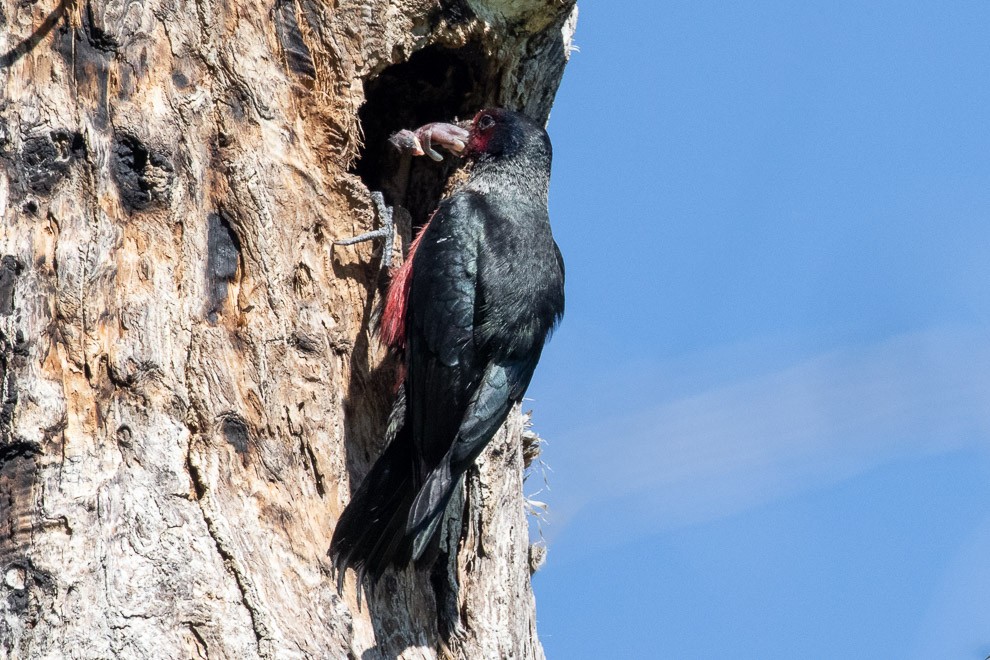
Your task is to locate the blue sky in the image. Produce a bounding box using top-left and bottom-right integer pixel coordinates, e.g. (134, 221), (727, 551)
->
(528, 2), (990, 658)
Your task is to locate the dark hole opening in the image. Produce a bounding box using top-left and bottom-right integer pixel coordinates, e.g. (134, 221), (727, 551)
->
(351, 43), (495, 228)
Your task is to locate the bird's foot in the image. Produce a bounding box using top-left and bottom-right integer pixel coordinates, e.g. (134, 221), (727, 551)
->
(334, 191), (396, 269)
(389, 122), (470, 162)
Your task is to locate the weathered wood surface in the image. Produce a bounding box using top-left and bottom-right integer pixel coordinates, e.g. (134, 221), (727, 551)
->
(0, 0), (576, 657)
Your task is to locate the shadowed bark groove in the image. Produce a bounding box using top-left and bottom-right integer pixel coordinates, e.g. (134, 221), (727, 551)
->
(0, 0), (576, 656)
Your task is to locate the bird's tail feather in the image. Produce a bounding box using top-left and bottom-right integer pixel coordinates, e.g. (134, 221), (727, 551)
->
(329, 427), (417, 588)
(330, 373), (512, 585)
(406, 367), (519, 561)
(407, 460), (455, 561)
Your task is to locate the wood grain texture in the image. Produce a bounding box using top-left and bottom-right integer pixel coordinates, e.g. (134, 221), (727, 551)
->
(0, 0), (575, 657)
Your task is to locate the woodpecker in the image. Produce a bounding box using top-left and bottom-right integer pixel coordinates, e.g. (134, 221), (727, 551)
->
(330, 109), (565, 587)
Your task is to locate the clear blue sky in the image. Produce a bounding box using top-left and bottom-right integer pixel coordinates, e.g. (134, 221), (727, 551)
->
(528, 2), (990, 658)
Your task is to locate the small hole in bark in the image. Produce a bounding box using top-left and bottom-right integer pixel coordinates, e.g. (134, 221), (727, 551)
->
(351, 43), (495, 228)
(0, 256), (24, 316)
(222, 417), (249, 451)
(205, 211), (242, 323)
(116, 425), (132, 448)
(111, 133), (173, 212)
(21, 131), (81, 195)
(220, 415), (252, 466)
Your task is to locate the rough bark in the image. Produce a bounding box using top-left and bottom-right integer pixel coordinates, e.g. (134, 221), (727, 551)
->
(0, 0), (575, 657)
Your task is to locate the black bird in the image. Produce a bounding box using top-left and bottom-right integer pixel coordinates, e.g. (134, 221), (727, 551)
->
(330, 108), (565, 586)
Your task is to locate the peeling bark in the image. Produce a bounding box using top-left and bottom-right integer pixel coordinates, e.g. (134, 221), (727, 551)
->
(0, 0), (575, 657)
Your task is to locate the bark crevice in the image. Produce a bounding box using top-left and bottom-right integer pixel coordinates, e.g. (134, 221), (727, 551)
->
(186, 449), (268, 658)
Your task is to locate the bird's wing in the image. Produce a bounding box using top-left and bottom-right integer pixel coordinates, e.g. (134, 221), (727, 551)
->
(404, 192), (549, 559)
(406, 357), (536, 560)
(405, 192), (486, 471)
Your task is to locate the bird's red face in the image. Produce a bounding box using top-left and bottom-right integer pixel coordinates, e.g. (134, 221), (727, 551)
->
(462, 108), (549, 163)
(465, 109), (502, 156)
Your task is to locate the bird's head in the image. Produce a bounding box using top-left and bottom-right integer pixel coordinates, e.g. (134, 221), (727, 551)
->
(464, 108), (551, 164)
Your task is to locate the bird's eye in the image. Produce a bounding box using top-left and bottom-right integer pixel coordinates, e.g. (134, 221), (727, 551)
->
(478, 115), (495, 131)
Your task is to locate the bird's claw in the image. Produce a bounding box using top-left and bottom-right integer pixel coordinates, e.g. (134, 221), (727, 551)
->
(333, 191), (395, 269)
(389, 122), (470, 162)
(335, 121), (467, 267)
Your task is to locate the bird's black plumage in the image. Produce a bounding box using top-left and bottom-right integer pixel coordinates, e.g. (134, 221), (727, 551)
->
(330, 109), (564, 586)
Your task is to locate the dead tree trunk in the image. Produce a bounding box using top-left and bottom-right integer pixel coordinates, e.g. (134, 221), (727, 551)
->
(0, 0), (576, 656)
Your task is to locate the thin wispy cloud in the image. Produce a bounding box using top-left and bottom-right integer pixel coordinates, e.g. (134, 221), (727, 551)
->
(910, 512), (990, 659)
(548, 326), (990, 542)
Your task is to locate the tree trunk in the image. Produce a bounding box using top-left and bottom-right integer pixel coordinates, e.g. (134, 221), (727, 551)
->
(0, 0), (576, 656)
